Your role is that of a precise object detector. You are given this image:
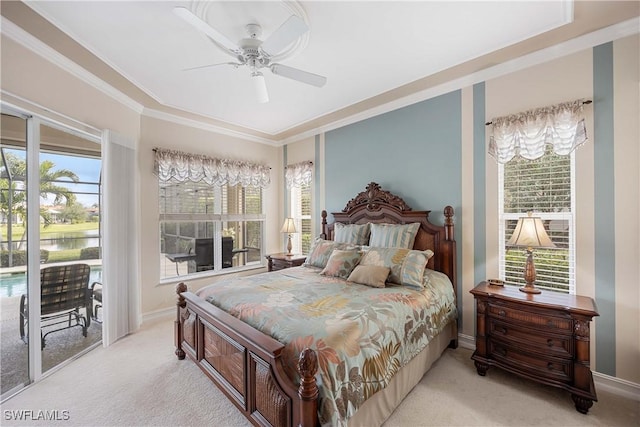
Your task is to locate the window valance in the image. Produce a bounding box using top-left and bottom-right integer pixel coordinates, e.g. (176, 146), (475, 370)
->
(285, 161), (313, 188)
(488, 99), (588, 164)
(154, 148), (271, 188)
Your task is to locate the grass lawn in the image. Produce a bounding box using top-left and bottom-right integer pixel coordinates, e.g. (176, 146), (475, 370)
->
(0, 222), (99, 240)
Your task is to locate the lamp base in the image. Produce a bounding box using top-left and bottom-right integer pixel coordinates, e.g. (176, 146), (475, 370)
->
(286, 234), (293, 255)
(520, 248), (541, 294)
(519, 285), (542, 294)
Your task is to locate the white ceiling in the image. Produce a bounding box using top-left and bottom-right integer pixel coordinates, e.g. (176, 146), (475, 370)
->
(25, 1), (573, 137)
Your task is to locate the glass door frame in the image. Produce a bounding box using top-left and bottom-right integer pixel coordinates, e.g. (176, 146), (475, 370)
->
(1, 102), (102, 395)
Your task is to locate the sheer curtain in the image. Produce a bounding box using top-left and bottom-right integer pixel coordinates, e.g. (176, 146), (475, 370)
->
(154, 148), (271, 188)
(285, 161), (313, 189)
(488, 99), (588, 163)
(101, 129), (140, 346)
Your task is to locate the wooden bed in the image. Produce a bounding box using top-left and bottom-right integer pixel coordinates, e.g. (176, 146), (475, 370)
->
(174, 182), (457, 426)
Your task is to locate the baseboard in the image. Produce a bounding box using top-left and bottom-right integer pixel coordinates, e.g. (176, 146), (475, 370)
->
(457, 333), (640, 401)
(593, 371), (640, 401)
(141, 307), (174, 324)
(457, 333), (475, 350)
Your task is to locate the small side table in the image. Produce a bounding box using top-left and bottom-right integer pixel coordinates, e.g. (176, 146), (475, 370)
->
(470, 281), (599, 414)
(266, 253), (306, 272)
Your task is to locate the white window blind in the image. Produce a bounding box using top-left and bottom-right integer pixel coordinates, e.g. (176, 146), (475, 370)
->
(499, 147), (575, 294)
(159, 178), (264, 279)
(290, 183), (312, 255)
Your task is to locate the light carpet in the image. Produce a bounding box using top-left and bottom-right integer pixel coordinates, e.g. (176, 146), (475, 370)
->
(1, 295), (102, 396)
(1, 317), (637, 426)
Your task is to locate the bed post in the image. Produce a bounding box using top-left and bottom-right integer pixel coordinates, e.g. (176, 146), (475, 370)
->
(175, 282), (187, 360)
(444, 206), (454, 241)
(320, 210), (328, 240)
(297, 348), (318, 427)
(443, 206), (458, 349)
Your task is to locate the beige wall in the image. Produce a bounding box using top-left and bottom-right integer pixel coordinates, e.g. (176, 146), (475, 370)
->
(138, 115), (281, 314)
(613, 34), (640, 382)
(1, 37), (140, 139)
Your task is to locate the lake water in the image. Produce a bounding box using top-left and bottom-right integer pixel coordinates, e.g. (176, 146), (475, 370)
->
(5, 230), (100, 251)
(0, 265), (103, 298)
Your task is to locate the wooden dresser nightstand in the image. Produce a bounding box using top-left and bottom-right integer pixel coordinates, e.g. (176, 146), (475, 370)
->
(266, 253), (306, 272)
(470, 281), (599, 414)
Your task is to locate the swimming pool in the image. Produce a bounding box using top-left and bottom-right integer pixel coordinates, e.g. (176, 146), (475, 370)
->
(0, 266), (103, 298)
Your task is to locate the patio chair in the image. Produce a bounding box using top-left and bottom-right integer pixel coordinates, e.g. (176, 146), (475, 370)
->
(19, 263), (92, 349)
(194, 237), (248, 271)
(91, 281), (103, 323)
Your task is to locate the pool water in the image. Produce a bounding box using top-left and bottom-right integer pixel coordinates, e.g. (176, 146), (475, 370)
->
(0, 266), (103, 298)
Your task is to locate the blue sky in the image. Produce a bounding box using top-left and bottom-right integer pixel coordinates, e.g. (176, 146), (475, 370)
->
(4, 148), (101, 207)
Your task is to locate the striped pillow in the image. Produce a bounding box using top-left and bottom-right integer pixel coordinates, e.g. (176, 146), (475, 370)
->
(334, 223), (370, 245)
(369, 223), (420, 249)
(359, 247), (434, 288)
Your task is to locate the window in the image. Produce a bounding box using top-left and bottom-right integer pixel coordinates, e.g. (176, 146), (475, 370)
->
(290, 182), (312, 255)
(159, 179), (264, 279)
(499, 147), (575, 294)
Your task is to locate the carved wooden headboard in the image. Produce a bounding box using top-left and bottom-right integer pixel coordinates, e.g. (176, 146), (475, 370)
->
(320, 182), (457, 296)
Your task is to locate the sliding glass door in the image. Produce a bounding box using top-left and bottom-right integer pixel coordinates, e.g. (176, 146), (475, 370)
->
(0, 111), (102, 400)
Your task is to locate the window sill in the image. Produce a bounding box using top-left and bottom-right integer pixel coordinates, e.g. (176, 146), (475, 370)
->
(158, 263), (267, 286)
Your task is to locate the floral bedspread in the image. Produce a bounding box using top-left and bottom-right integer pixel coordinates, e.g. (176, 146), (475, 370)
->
(197, 266), (457, 426)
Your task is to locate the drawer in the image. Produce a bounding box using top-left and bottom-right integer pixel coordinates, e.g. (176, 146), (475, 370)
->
(488, 302), (572, 335)
(489, 319), (573, 359)
(489, 338), (573, 384)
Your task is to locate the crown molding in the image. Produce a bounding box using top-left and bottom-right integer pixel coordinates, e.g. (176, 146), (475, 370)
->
(142, 108), (279, 146)
(1, 16), (144, 115)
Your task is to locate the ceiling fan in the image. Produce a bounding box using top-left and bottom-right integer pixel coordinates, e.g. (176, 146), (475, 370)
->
(174, 7), (327, 103)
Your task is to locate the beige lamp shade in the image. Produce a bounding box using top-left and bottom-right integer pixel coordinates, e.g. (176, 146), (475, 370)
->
(507, 212), (555, 249)
(280, 218), (297, 234)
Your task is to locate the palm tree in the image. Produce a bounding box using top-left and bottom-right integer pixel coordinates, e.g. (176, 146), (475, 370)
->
(0, 152), (79, 261)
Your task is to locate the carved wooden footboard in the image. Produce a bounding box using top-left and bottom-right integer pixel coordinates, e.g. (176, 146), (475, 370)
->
(175, 282), (319, 427)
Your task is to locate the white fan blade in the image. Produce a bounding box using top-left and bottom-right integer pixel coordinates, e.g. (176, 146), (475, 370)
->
(182, 62), (240, 72)
(252, 72), (269, 103)
(270, 64), (326, 88)
(173, 7), (240, 54)
(261, 15), (308, 56)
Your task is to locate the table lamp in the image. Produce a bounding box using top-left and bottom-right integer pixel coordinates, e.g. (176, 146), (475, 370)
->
(280, 218), (297, 255)
(506, 212), (556, 294)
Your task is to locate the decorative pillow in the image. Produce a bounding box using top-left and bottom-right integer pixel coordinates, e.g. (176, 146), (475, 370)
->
(359, 247), (434, 288)
(334, 222), (371, 245)
(400, 250), (433, 290)
(320, 249), (363, 279)
(369, 223), (421, 249)
(347, 265), (390, 288)
(304, 238), (353, 269)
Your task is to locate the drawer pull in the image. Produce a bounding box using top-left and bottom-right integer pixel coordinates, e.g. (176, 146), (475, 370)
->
(547, 362), (554, 370)
(496, 326), (507, 334)
(498, 310), (506, 317)
(547, 339), (554, 347)
(547, 320), (555, 327)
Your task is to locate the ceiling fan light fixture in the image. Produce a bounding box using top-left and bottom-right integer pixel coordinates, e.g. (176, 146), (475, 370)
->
(252, 72), (269, 103)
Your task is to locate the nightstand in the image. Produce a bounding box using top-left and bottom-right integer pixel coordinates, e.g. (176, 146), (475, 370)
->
(266, 253), (306, 272)
(470, 281), (599, 414)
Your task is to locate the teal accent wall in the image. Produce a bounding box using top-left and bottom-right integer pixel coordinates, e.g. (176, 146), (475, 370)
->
(325, 91), (463, 300)
(473, 83), (486, 286)
(593, 42), (616, 376)
(325, 91), (462, 222)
